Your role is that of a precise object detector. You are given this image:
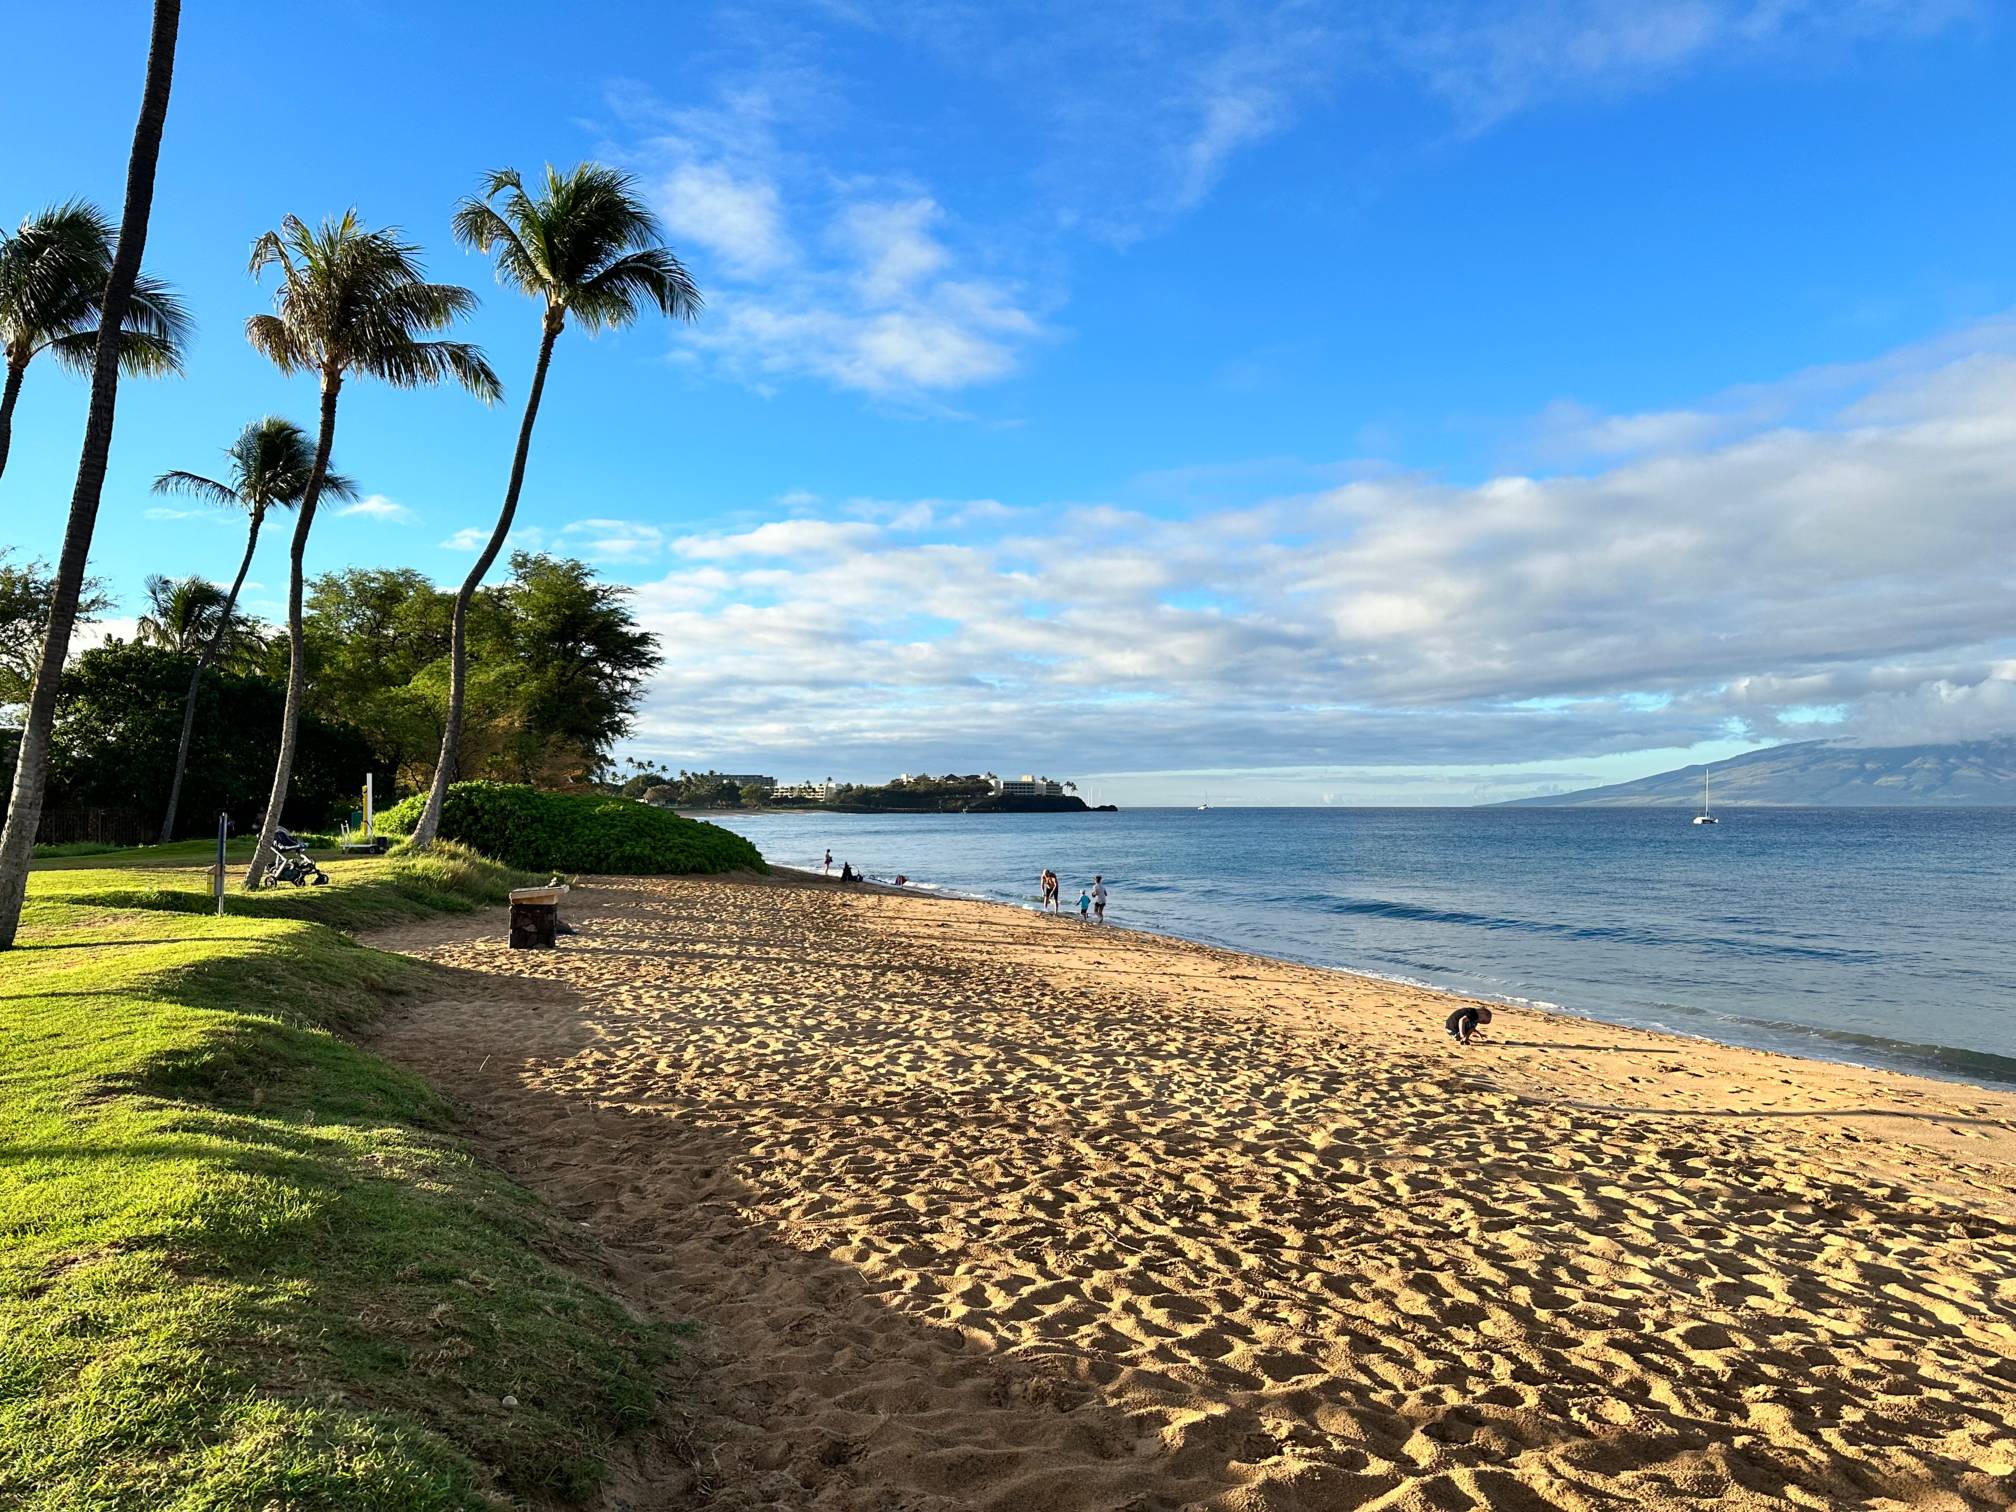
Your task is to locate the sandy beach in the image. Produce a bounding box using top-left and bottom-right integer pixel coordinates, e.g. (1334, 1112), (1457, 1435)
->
(364, 871), (2016, 1510)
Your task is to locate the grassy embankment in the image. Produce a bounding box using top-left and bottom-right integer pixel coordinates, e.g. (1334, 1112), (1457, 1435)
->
(1, 845), (676, 1509)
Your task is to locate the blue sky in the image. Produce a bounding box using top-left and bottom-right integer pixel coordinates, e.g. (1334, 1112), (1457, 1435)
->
(5, 0), (2015, 802)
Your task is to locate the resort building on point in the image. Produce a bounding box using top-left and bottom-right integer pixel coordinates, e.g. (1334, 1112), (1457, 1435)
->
(775, 780), (843, 799)
(992, 774), (1067, 798)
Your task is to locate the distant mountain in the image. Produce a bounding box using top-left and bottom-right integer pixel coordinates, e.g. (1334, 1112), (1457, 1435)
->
(1500, 738), (2016, 807)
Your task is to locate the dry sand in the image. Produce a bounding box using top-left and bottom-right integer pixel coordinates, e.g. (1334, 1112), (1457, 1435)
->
(364, 871), (2016, 1510)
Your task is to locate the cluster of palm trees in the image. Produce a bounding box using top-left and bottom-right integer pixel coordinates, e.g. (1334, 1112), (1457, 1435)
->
(0, 0), (700, 946)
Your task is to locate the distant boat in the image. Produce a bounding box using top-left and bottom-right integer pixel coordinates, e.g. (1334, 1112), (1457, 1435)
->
(1198, 790), (1211, 811)
(1693, 766), (1719, 825)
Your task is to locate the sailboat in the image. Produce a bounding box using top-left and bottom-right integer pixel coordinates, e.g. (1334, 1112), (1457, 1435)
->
(1692, 765), (1718, 825)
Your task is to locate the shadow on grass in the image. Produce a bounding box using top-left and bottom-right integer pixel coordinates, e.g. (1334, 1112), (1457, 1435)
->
(2, 864), (677, 1509)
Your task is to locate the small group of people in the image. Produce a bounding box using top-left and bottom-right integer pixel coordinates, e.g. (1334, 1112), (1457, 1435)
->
(820, 848), (903, 886)
(1039, 868), (1107, 922)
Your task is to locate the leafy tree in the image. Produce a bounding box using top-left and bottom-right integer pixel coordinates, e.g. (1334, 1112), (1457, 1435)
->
(149, 415), (353, 841)
(0, 550), (110, 707)
(241, 211), (497, 884)
(42, 641), (372, 839)
(0, 0), (182, 950)
(467, 553), (660, 787)
(0, 200), (189, 482)
(619, 769), (670, 799)
(297, 553), (658, 794)
(411, 164), (698, 847)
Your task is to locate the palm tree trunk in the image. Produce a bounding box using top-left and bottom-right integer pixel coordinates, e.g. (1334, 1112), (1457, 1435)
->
(244, 380), (339, 887)
(0, 0), (180, 949)
(158, 509), (261, 844)
(411, 315), (562, 847)
(0, 358), (27, 483)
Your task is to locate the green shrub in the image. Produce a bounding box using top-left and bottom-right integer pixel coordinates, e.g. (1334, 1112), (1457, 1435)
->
(378, 782), (764, 875)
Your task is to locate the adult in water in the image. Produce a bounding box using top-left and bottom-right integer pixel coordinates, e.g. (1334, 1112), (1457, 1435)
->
(1446, 1004), (1493, 1045)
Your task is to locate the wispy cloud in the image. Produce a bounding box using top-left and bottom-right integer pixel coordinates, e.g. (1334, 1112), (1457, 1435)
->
(1383, 0), (1979, 131)
(335, 494), (418, 525)
(438, 525), (544, 552)
(142, 506), (233, 524)
(559, 518), (669, 562)
(609, 80), (1045, 401)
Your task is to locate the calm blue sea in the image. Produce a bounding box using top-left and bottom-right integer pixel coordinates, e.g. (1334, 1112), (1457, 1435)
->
(700, 807), (2016, 1087)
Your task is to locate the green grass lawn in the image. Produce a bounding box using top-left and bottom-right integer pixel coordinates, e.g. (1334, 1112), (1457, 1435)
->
(1, 847), (677, 1509)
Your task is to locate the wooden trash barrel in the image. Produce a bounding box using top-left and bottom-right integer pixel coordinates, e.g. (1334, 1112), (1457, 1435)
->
(508, 885), (567, 949)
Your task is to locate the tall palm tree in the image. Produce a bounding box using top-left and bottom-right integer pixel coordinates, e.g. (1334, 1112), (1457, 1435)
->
(148, 416), (353, 842)
(0, 200), (190, 482)
(241, 211), (498, 886)
(0, 0), (181, 950)
(410, 164), (699, 846)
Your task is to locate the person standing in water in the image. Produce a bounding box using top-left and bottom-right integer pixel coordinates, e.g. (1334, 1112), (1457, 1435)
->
(1091, 875), (1108, 923)
(823, 848), (833, 876)
(1039, 868), (1059, 913)
(1077, 886), (1092, 920)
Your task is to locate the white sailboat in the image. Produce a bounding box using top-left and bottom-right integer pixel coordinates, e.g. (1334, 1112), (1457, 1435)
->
(1692, 765), (1718, 825)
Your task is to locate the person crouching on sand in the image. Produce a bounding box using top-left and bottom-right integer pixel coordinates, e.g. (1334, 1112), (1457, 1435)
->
(1446, 1004), (1492, 1045)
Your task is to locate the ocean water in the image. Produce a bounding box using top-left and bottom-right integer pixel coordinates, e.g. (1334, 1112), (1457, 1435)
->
(699, 806), (2016, 1087)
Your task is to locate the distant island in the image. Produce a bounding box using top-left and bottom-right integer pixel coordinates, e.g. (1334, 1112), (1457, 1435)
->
(1500, 737), (2016, 807)
(615, 769), (1113, 814)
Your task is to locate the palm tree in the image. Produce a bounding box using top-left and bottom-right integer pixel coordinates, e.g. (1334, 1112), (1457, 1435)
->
(0, 200), (190, 482)
(148, 417), (353, 842)
(0, 0), (182, 950)
(136, 574), (235, 654)
(409, 165), (699, 847)
(242, 211), (498, 886)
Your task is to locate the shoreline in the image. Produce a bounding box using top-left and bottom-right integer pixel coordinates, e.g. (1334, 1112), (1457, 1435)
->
(362, 869), (2016, 1507)
(764, 864), (2016, 1175)
(766, 860), (2016, 1094)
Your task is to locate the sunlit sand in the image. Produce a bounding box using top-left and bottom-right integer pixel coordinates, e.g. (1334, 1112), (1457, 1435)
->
(366, 871), (2016, 1510)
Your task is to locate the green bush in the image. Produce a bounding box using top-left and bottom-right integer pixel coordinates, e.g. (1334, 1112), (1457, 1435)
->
(378, 782), (764, 875)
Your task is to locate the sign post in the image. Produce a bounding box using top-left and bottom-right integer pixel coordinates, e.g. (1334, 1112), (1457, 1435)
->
(364, 772), (374, 846)
(215, 811), (230, 916)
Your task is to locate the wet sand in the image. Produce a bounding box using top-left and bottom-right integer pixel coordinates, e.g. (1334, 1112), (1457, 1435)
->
(364, 870), (2016, 1510)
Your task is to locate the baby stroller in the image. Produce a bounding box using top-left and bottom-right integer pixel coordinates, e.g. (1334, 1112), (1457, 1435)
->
(266, 828), (328, 888)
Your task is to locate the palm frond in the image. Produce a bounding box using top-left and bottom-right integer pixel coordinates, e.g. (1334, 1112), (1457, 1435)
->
(574, 248), (703, 332)
(245, 312), (313, 375)
(150, 469), (241, 508)
(318, 468), (362, 504)
(361, 337), (501, 400)
(455, 162), (701, 335)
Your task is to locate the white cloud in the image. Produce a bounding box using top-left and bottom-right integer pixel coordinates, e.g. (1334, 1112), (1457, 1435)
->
(142, 506), (232, 524)
(335, 494), (418, 525)
(558, 518), (668, 562)
(610, 328), (2016, 774)
(438, 525), (545, 552)
(608, 77), (1045, 400)
(657, 162), (790, 277)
